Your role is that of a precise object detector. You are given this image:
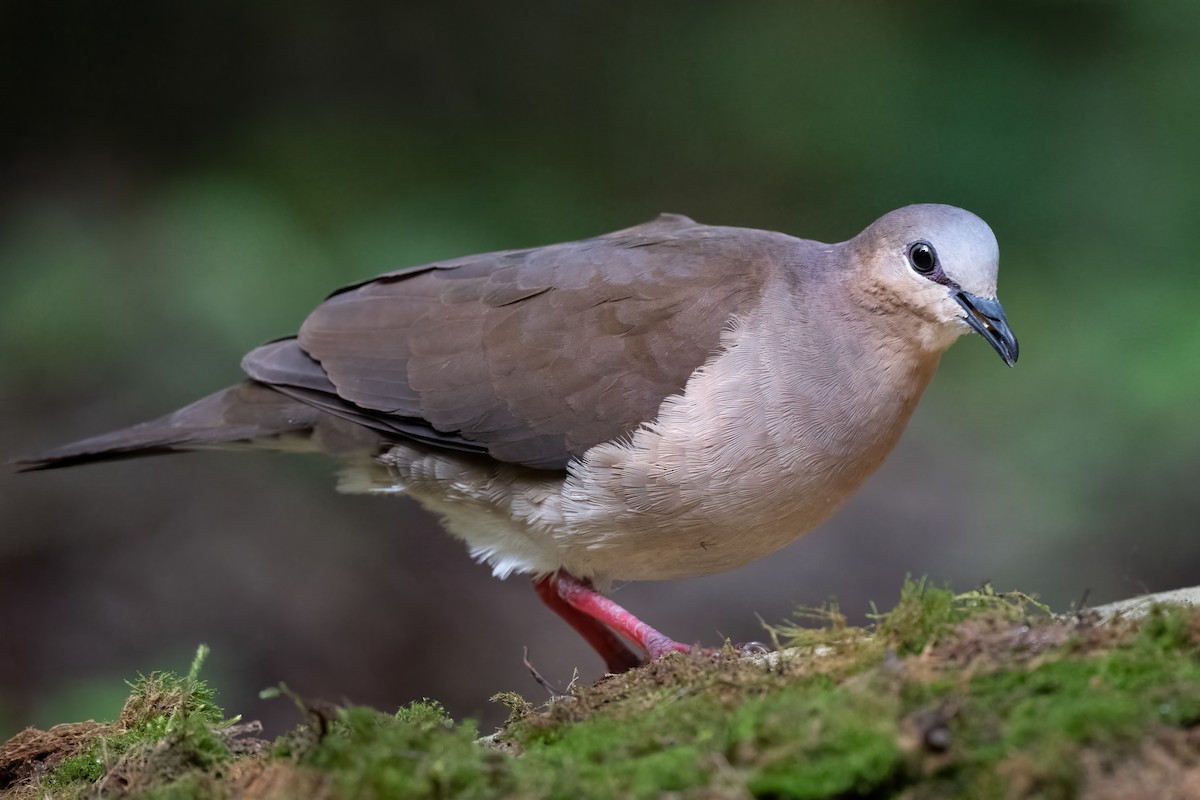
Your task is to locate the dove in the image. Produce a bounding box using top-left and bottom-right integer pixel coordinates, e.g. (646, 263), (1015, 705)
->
(19, 204), (1017, 672)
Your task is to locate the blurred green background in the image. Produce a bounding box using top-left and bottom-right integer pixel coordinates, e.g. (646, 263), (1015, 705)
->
(2, 1), (1198, 737)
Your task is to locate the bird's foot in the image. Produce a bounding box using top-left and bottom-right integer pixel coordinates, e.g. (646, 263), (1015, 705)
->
(535, 571), (755, 673)
(533, 573), (645, 672)
(641, 629), (692, 661)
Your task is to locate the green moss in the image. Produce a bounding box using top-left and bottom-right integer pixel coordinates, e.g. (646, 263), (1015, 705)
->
(872, 577), (965, 655)
(507, 666), (904, 799)
(913, 604), (1200, 796)
(121, 643), (226, 732)
(1138, 602), (1200, 654)
(299, 701), (511, 799)
(39, 645), (231, 797)
(518, 717), (710, 796)
(42, 746), (107, 791)
(16, 595), (1200, 800)
(137, 771), (220, 800)
(738, 682), (904, 799)
(40, 729), (138, 791)
(155, 709), (234, 772)
(865, 577), (1051, 657)
(773, 578), (1050, 662)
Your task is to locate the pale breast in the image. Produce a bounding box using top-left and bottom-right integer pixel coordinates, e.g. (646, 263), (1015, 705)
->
(555, 286), (941, 583)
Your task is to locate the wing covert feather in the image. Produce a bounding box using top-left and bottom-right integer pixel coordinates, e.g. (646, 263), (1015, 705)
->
(285, 215), (786, 469)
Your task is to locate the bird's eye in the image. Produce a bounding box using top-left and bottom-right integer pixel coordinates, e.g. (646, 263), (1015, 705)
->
(907, 241), (937, 275)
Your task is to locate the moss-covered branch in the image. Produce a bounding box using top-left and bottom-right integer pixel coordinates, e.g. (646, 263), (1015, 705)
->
(5, 580), (1200, 799)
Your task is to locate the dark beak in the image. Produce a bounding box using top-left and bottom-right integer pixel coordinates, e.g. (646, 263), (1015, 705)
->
(954, 290), (1019, 366)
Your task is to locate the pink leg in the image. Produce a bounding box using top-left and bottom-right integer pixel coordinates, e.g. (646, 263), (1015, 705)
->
(547, 571), (691, 664)
(533, 575), (645, 673)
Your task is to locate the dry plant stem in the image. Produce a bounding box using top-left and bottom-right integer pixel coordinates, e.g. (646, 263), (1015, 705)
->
(521, 647), (567, 698)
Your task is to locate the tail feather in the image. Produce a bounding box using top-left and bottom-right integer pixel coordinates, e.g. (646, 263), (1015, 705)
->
(15, 381), (327, 472)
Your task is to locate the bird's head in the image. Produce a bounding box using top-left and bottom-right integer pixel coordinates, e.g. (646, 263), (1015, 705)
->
(851, 203), (1018, 366)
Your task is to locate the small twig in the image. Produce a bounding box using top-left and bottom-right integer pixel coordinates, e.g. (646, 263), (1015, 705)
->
(523, 647), (567, 698)
(1075, 587), (1092, 612)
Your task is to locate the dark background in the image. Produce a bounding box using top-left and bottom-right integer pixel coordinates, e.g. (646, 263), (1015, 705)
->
(2, 1), (1198, 737)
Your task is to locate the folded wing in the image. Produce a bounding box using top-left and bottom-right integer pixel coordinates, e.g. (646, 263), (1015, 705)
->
(244, 214), (772, 470)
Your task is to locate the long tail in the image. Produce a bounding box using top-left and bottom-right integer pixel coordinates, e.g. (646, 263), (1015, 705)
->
(15, 381), (327, 472)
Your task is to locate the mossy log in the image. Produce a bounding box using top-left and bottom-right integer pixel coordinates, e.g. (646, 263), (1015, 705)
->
(4, 581), (1200, 799)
